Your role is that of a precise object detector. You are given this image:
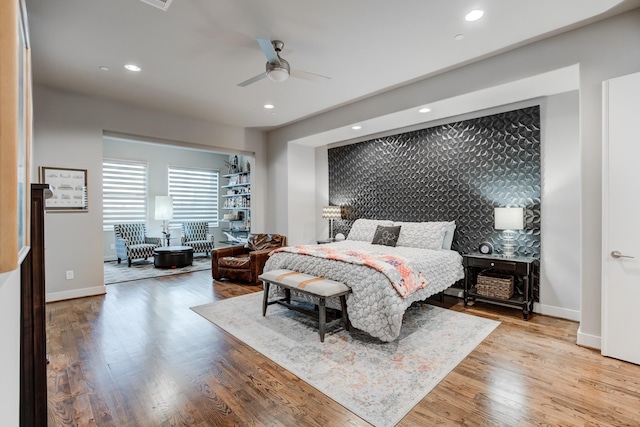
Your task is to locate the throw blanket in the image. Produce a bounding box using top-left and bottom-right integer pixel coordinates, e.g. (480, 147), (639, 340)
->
(271, 245), (426, 298)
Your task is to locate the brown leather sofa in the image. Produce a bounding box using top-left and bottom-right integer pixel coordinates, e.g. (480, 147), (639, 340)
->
(212, 233), (287, 284)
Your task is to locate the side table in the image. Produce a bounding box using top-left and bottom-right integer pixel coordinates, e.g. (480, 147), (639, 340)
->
(463, 253), (538, 320)
(149, 234), (173, 247)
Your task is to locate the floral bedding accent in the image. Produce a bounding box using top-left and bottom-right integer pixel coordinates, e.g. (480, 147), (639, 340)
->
(264, 240), (464, 342)
(271, 245), (426, 298)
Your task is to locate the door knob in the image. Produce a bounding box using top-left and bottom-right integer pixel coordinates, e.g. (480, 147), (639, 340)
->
(611, 250), (635, 259)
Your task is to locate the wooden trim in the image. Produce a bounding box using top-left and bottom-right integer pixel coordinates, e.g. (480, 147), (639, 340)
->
(21, 184), (49, 427)
(0, 0), (20, 272)
(24, 35), (32, 244)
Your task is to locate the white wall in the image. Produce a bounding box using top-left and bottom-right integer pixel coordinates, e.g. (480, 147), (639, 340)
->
(540, 91), (581, 319)
(32, 85), (266, 302)
(266, 10), (640, 342)
(315, 145), (329, 240)
(286, 143), (316, 245)
(0, 269), (21, 426)
(266, 131), (289, 237)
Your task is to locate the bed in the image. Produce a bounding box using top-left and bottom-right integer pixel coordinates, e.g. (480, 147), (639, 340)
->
(263, 219), (464, 342)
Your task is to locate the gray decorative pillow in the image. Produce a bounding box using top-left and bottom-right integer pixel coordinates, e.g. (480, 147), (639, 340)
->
(371, 225), (401, 247)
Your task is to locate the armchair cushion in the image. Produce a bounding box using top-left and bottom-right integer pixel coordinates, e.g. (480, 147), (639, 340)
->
(181, 221), (215, 255)
(212, 233), (286, 284)
(114, 223), (161, 267)
(219, 254), (251, 269)
(246, 233), (287, 251)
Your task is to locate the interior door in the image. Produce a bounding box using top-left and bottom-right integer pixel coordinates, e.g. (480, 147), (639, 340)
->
(602, 72), (640, 365)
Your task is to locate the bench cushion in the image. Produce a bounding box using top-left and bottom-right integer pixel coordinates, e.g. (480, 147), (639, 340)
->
(259, 269), (350, 297)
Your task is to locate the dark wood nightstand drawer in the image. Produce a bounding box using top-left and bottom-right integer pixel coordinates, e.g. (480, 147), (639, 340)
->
(464, 257), (518, 271)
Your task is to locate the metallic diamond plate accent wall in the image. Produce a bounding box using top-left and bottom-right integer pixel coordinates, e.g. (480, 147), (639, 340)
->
(328, 106), (541, 256)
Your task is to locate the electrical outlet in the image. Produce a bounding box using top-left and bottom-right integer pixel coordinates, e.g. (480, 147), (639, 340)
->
(65, 270), (74, 280)
(110, 244), (115, 249)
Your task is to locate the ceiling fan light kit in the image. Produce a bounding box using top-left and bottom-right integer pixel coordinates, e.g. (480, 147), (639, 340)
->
(266, 58), (290, 82)
(267, 69), (289, 82)
(238, 38), (330, 87)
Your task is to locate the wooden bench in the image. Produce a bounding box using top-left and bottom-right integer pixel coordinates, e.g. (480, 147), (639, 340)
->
(259, 269), (351, 342)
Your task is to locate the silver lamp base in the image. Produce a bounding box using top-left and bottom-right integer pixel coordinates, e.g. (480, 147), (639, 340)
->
(501, 230), (516, 258)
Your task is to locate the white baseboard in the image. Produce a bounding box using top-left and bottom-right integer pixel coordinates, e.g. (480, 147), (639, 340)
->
(46, 285), (106, 303)
(577, 326), (602, 350)
(444, 289), (581, 323)
(533, 303), (580, 322)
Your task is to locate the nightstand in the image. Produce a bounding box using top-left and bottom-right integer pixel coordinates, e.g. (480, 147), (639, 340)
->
(463, 253), (538, 320)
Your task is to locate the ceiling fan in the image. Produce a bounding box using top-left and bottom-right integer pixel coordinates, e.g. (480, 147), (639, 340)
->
(237, 38), (331, 87)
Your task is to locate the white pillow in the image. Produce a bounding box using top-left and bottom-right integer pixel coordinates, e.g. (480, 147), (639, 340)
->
(393, 221), (451, 250)
(347, 219), (394, 241)
(442, 221), (456, 250)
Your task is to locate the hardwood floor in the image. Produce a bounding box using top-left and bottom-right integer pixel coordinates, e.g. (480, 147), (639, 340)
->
(46, 271), (640, 426)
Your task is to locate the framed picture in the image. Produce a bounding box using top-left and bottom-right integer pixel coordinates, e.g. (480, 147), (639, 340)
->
(39, 166), (88, 212)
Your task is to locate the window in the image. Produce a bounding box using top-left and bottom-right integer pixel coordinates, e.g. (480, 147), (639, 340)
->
(168, 166), (219, 226)
(102, 159), (148, 230)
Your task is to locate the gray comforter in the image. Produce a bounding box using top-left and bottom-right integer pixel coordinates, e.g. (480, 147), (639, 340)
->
(263, 240), (464, 342)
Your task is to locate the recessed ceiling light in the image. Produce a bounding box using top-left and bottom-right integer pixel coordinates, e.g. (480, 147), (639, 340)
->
(124, 64), (141, 72)
(454, 34), (464, 41)
(418, 107), (431, 113)
(351, 125), (362, 130)
(264, 104), (275, 109)
(465, 9), (484, 22)
(98, 66), (109, 71)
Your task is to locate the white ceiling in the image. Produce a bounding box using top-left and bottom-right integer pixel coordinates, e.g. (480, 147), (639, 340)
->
(293, 65), (581, 147)
(25, 0), (637, 131)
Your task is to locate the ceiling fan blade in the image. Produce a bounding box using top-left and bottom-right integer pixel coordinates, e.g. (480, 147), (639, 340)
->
(256, 38), (281, 66)
(291, 69), (331, 82)
(237, 72), (267, 87)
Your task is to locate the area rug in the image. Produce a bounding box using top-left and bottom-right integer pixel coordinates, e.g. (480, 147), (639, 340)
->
(104, 256), (211, 285)
(192, 292), (499, 427)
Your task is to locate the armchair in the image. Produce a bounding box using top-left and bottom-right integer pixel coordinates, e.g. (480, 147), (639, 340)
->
(212, 233), (286, 284)
(114, 223), (162, 267)
(181, 221), (215, 256)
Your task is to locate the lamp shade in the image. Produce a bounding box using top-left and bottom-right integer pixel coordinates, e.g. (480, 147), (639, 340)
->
(494, 207), (524, 230)
(155, 196), (174, 220)
(322, 205), (342, 220)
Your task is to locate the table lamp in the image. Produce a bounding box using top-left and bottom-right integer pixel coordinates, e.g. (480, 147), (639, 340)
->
(322, 205), (342, 240)
(494, 207), (524, 258)
(155, 196), (173, 246)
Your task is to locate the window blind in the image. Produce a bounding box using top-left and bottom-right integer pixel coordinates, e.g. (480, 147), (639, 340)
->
(102, 159), (148, 230)
(168, 166), (219, 226)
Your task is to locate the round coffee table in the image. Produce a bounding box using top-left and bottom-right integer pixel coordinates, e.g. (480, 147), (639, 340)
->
(153, 246), (194, 268)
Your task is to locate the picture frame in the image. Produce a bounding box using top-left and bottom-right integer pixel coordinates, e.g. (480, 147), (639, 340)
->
(39, 166), (88, 212)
